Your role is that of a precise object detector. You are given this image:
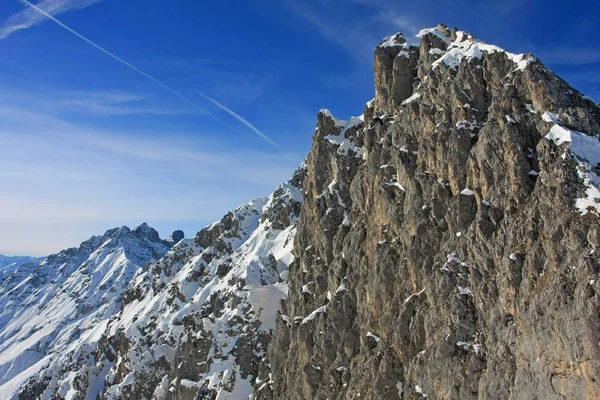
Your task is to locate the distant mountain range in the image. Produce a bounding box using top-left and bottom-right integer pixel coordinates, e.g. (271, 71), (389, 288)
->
(0, 223), (186, 398)
(3, 23), (600, 400)
(0, 255), (45, 282)
(0, 163), (304, 399)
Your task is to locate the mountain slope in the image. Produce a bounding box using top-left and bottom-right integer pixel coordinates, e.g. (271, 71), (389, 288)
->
(10, 164), (305, 399)
(257, 25), (600, 400)
(97, 166), (304, 400)
(4, 23), (600, 400)
(0, 255), (44, 283)
(0, 224), (182, 399)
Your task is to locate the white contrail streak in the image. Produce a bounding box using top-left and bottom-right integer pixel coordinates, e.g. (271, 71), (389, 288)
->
(196, 92), (281, 149)
(1, 0), (105, 40)
(19, 0), (280, 148)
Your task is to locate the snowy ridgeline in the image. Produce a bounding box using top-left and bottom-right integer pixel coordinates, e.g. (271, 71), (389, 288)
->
(1, 24), (600, 400)
(0, 255), (44, 283)
(0, 165), (305, 400)
(323, 26), (600, 217)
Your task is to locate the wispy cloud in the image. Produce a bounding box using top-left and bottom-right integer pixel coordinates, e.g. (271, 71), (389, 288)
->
(536, 47), (600, 66)
(346, 0), (422, 33)
(286, 0), (421, 62)
(287, 0), (378, 61)
(197, 91), (281, 148)
(211, 73), (274, 107)
(373, 11), (420, 35)
(18, 0), (210, 113)
(0, 103), (301, 254)
(0, 0), (103, 40)
(156, 58), (278, 106)
(59, 90), (205, 116)
(15, 0), (279, 147)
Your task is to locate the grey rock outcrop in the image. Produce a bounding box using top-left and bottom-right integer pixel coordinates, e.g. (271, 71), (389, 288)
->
(5, 22), (600, 400)
(256, 25), (600, 400)
(165, 230), (185, 246)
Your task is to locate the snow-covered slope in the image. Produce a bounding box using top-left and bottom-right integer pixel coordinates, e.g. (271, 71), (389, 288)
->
(8, 164), (305, 399)
(0, 224), (182, 399)
(0, 255), (44, 283)
(97, 165), (305, 399)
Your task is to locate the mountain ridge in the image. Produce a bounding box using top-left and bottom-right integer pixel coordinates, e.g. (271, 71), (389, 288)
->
(2, 23), (600, 400)
(2, 164), (306, 399)
(0, 223), (183, 399)
(257, 24), (600, 400)
(0, 255), (45, 284)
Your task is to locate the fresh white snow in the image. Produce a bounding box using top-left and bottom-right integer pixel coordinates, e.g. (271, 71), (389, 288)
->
(525, 103), (537, 114)
(543, 111), (600, 215)
(301, 306), (327, 324)
(426, 29), (535, 73)
(401, 92), (421, 105)
(404, 288), (426, 303)
(457, 286), (472, 295)
(366, 332), (381, 342)
(322, 111), (366, 160)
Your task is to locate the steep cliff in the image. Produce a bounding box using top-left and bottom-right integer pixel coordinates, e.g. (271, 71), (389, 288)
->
(257, 25), (600, 400)
(4, 23), (600, 400)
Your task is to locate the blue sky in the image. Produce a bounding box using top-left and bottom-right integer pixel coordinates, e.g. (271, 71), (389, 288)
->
(0, 0), (598, 256)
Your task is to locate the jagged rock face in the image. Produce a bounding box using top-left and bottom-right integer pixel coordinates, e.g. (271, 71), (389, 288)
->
(0, 224), (179, 399)
(258, 25), (600, 400)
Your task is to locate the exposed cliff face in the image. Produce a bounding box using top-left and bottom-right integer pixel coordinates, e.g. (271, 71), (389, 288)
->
(4, 23), (600, 400)
(258, 25), (600, 400)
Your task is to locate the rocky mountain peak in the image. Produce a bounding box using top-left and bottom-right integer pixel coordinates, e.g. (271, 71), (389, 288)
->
(373, 24), (598, 134)
(167, 229), (185, 244)
(0, 222), (177, 398)
(133, 222), (161, 242)
(4, 23), (600, 400)
(256, 25), (600, 400)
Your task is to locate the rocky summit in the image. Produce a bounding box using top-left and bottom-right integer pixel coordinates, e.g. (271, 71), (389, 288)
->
(257, 24), (600, 400)
(2, 23), (600, 400)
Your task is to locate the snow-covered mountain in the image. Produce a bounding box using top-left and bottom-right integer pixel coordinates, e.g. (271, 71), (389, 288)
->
(0, 223), (183, 399)
(2, 164), (305, 399)
(0, 255), (44, 283)
(4, 22), (600, 400)
(98, 165), (305, 399)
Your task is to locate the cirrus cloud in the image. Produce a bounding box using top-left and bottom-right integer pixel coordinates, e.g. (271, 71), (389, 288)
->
(0, 0), (104, 40)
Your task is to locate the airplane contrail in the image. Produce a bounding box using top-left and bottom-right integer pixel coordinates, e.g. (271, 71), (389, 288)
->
(196, 92), (281, 148)
(18, 0), (280, 148)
